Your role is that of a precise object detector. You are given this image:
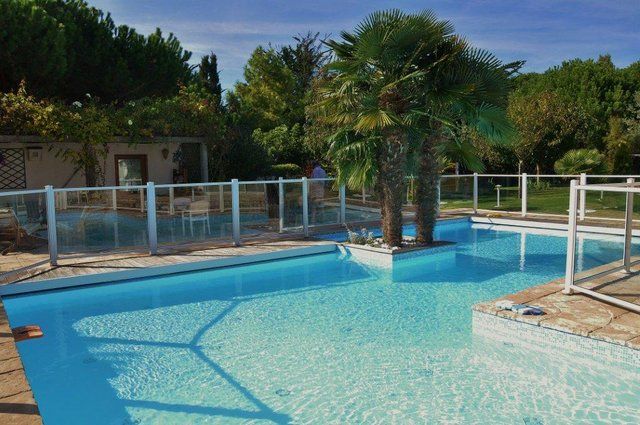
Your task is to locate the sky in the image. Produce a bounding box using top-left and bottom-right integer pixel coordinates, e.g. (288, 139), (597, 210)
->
(90, 0), (640, 90)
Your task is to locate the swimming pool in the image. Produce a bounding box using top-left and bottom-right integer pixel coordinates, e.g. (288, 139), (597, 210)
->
(5, 220), (640, 423)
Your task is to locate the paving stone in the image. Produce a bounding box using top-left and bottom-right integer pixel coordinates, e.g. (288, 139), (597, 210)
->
(0, 343), (19, 362)
(626, 336), (640, 349)
(0, 390), (42, 425)
(0, 370), (30, 399)
(0, 357), (23, 375)
(589, 326), (639, 344)
(539, 315), (598, 337)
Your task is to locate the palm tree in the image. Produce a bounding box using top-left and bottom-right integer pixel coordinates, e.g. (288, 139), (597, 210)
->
(411, 46), (517, 243)
(554, 148), (608, 174)
(313, 10), (457, 247)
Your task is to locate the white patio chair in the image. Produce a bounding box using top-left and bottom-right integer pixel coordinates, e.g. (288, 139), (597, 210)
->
(181, 200), (211, 236)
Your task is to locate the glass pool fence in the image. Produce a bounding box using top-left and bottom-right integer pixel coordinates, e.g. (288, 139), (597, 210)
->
(3, 173), (640, 272)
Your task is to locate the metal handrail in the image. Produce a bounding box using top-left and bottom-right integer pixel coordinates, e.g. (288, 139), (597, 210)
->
(155, 181), (229, 189)
(0, 189), (46, 197)
(53, 185), (147, 192)
(563, 178), (640, 314)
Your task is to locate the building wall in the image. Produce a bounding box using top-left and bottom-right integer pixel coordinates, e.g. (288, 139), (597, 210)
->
(0, 137), (207, 189)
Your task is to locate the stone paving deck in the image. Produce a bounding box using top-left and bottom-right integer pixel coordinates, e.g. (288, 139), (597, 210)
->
(0, 299), (42, 425)
(474, 260), (640, 351)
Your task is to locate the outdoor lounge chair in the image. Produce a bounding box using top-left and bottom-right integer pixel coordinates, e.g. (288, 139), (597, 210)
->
(181, 200), (211, 236)
(0, 208), (22, 254)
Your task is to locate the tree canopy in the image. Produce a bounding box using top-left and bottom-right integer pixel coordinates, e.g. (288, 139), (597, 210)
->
(1, 1), (640, 184)
(0, 0), (193, 102)
(504, 56), (640, 173)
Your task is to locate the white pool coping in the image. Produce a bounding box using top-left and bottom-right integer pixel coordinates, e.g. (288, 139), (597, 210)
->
(0, 242), (337, 296)
(470, 216), (640, 237)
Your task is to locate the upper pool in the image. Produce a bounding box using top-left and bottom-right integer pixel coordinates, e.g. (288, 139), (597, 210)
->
(5, 220), (640, 424)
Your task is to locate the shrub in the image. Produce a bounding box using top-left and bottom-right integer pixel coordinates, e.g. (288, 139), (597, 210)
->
(270, 163), (303, 178)
(347, 227), (375, 246)
(553, 149), (608, 175)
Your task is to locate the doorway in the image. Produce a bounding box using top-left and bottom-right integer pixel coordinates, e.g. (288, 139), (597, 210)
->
(115, 155), (148, 186)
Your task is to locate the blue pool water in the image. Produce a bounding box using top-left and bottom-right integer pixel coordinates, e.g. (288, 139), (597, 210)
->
(5, 220), (640, 424)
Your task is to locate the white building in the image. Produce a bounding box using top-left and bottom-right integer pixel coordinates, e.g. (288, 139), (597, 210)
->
(0, 136), (209, 190)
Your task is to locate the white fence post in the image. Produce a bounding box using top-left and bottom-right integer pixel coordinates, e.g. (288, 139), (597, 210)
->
(623, 178), (634, 273)
(169, 187), (175, 215)
(473, 173), (478, 214)
(579, 173), (587, 221)
(278, 177), (285, 233)
(521, 173), (528, 217)
(112, 189), (117, 211)
(146, 182), (158, 255)
(563, 180), (579, 294)
(45, 185), (58, 266)
(340, 184), (346, 224)
(302, 177), (309, 236)
(231, 179), (241, 245)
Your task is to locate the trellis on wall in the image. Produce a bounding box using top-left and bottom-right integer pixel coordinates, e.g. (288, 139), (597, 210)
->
(0, 148), (27, 189)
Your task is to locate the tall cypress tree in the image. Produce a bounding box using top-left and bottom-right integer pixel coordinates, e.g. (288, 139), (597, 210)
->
(198, 53), (222, 105)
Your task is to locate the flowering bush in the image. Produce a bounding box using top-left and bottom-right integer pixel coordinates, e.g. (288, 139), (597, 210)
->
(113, 84), (223, 139)
(0, 81), (238, 185)
(346, 227), (376, 245)
(0, 82), (57, 135)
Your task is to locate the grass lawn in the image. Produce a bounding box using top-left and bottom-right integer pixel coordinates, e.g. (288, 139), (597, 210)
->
(440, 185), (638, 220)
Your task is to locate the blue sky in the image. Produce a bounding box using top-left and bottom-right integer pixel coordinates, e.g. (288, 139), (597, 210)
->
(91, 0), (640, 90)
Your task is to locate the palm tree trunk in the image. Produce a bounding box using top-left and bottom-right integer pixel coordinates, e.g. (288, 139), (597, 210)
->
(415, 135), (439, 244)
(377, 128), (407, 247)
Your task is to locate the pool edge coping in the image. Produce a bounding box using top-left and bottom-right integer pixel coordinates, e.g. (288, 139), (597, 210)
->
(472, 310), (640, 369)
(0, 298), (43, 424)
(0, 242), (338, 296)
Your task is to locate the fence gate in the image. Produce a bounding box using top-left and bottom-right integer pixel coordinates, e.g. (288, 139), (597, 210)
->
(0, 148), (26, 189)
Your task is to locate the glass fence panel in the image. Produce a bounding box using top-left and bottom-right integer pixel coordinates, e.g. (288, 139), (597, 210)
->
(239, 182), (279, 240)
(476, 176), (521, 212)
(344, 185), (381, 224)
(525, 176), (575, 216)
(440, 176), (474, 210)
(345, 186), (380, 208)
(0, 191), (49, 273)
(282, 181), (304, 231)
(55, 188), (148, 254)
(308, 179), (341, 227)
(155, 184), (233, 245)
(583, 177), (639, 221)
(403, 177), (416, 209)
